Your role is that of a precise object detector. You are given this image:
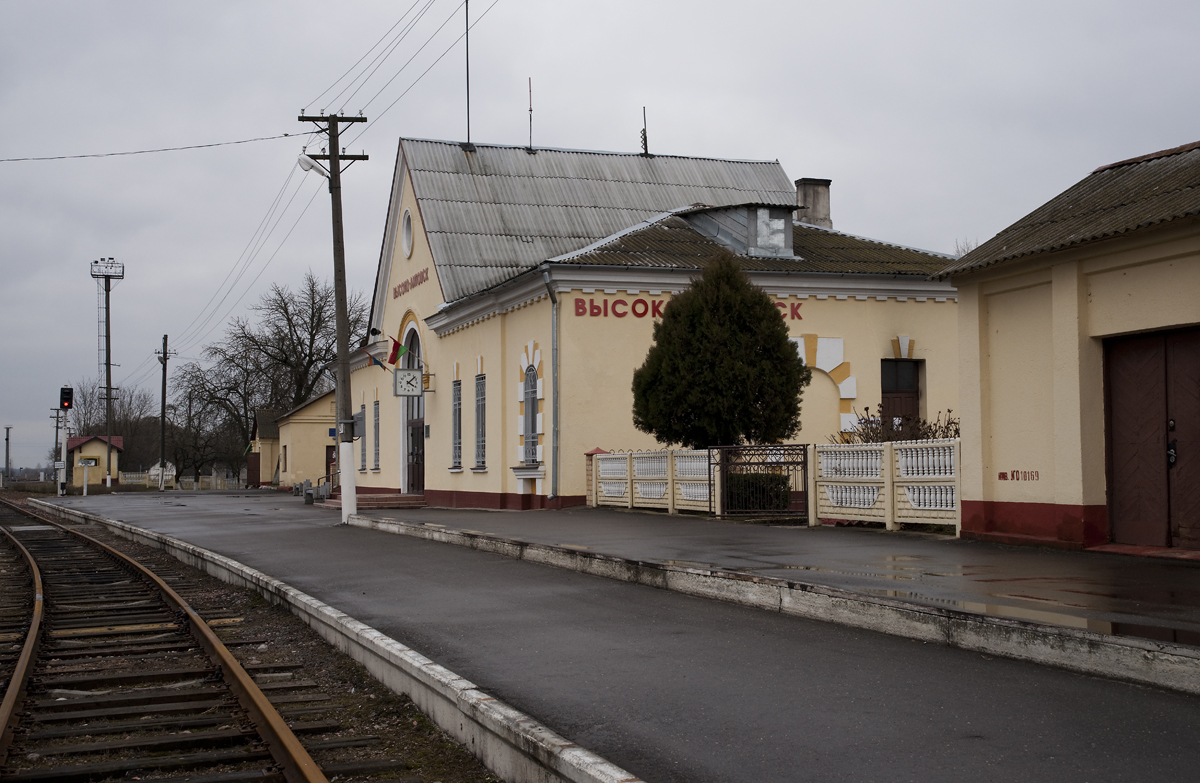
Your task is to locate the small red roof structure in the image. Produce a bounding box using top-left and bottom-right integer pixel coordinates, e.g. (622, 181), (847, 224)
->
(67, 435), (124, 452)
(584, 447), (610, 455)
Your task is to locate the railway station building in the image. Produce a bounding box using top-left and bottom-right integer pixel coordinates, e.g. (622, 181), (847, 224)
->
(942, 139), (1200, 552)
(346, 139), (958, 509)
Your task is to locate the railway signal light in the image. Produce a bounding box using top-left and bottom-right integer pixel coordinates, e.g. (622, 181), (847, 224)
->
(60, 386), (73, 410)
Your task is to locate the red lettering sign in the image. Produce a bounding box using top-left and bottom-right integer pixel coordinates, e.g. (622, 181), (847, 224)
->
(574, 296), (667, 318)
(791, 302), (803, 320)
(392, 267), (430, 299)
(775, 302), (787, 317)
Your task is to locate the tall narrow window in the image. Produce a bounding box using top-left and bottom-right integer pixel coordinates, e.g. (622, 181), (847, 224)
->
(372, 400), (380, 470)
(451, 380), (462, 468)
(281, 445), (287, 474)
(474, 374), (486, 468)
(523, 366), (538, 464)
(360, 404), (367, 471)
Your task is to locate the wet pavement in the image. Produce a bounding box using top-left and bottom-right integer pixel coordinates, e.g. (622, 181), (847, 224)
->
(352, 503), (1200, 646)
(35, 492), (1200, 783)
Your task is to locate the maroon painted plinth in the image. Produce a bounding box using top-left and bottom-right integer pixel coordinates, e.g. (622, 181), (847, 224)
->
(424, 489), (586, 511)
(961, 500), (1108, 548)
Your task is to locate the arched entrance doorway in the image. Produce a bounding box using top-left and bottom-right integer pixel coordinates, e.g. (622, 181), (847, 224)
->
(403, 329), (425, 494)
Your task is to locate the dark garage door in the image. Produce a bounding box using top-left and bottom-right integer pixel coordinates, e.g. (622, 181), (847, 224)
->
(1106, 327), (1200, 549)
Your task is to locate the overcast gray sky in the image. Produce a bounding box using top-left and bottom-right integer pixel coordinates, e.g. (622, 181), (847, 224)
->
(3, 1), (1198, 468)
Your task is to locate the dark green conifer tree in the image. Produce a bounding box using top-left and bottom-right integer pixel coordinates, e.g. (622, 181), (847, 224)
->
(631, 252), (812, 448)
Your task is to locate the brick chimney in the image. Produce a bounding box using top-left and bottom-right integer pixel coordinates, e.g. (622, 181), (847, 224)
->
(795, 178), (832, 229)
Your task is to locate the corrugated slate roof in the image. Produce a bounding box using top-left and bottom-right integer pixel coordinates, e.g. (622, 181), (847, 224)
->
(939, 140), (1200, 278)
(556, 214), (951, 274)
(402, 139), (797, 301)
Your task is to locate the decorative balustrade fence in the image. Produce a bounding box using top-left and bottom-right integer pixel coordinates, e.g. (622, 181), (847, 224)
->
(814, 438), (960, 533)
(590, 450), (713, 513)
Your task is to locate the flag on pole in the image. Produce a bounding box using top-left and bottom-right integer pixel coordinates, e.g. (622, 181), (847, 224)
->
(387, 337), (407, 365)
(367, 354), (389, 372)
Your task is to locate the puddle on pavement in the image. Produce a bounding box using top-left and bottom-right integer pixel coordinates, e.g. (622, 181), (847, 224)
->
(859, 587), (1200, 645)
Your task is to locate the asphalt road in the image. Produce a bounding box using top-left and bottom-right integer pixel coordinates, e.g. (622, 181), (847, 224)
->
(49, 493), (1200, 783)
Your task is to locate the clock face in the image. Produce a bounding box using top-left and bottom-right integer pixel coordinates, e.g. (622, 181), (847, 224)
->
(394, 368), (422, 396)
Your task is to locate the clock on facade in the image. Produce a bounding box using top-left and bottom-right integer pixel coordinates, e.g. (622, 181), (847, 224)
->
(393, 368), (423, 397)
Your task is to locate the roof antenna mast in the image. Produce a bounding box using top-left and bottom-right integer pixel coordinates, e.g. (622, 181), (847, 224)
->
(640, 106), (649, 156)
(465, 0), (471, 146)
(528, 77), (533, 150)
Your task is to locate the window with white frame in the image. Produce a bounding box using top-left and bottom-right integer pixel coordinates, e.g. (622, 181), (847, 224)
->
(474, 374), (486, 468)
(372, 400), (380, 470)
(359, 404), (367, 471)
(451, 380), (462, 468)
(523, 365), (538, 464)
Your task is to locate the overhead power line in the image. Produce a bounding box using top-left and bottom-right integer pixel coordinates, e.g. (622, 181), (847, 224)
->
(0, 134), (294, 163)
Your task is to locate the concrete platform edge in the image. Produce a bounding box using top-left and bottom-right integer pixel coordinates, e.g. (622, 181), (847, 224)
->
(29, 499), (643, 783)
(347, 513), (1200, 696)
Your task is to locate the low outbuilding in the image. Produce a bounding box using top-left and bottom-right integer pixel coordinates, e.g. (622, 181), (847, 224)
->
(941, 139), (1200, 552)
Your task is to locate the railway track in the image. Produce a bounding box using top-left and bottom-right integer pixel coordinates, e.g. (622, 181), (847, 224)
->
(0, 499), (416, 783)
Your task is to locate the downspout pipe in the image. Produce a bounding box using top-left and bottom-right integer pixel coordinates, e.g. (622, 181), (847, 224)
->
(542, 271), (559, 501)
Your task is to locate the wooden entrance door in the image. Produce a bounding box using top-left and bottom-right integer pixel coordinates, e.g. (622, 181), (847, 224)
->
(325, 445), (336, 481)
(402, 330), (425, 495)
(407, 419), (425, 494)
(1106, 327), (1200, 548)
(881, 359), (920, 427)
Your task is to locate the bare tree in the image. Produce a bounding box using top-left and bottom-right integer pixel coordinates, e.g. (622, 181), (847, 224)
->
(225, 272), (367, 410)
(172, 272), (366, 471)
(954, 238), (979, 257)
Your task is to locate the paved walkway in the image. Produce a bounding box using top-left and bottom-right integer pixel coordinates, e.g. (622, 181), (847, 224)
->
(35, 492), (1200, 782)
(352, 503), (1200, 645)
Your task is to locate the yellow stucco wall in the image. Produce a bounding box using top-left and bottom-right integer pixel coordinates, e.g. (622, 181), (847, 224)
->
(956, 219), (1200, 516)
(350, 158), (960, 503)
(278, 393), (336, 486)
(71, 440), (120, 486)
(251, 438), (279, 485)
(353, 163), (448, 492)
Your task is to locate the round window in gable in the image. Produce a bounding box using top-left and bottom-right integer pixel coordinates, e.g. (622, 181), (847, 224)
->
(401, 209), (413, 258)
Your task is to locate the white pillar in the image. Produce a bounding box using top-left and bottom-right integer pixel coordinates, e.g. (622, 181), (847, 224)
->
(339, 441), (357, 523)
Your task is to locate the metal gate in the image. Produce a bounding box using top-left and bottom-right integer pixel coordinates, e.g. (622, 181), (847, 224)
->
(710, 445), (809, 519)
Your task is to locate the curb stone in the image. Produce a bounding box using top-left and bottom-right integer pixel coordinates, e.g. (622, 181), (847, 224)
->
(347, 512), (1200, 696)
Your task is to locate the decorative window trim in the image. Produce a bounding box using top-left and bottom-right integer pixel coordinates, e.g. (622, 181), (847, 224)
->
(401, 209), (413, 258)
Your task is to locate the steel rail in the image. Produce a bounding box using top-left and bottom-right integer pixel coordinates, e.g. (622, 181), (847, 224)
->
(0, 520), (43, 769)
(0, 499), (328, 783)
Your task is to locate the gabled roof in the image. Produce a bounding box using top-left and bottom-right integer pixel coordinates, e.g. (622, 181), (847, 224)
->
(939, 140), (1200, 278)
(400, 139), (797, 302)
(251, 409), (284, 441)
(552, 210), (951, 275)
(67, 435), (123, 452)
(277, 389), (335, 422)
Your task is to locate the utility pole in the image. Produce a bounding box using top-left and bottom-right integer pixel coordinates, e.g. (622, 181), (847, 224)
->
(91, 258), (124, 488)
(4, 425), (10, 489)
(297, 113), (367, 523)
(156, 334), (176, 491)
